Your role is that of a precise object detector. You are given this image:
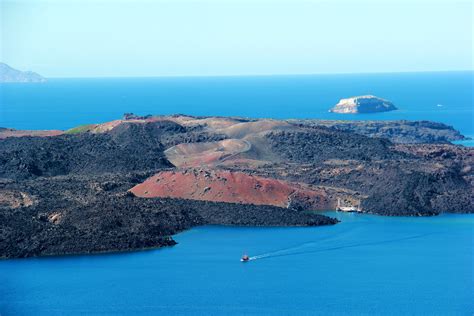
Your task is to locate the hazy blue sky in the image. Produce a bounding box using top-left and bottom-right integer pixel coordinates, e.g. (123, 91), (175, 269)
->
(1, 0), (472, 77)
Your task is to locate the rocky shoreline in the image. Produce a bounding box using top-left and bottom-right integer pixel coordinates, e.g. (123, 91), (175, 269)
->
(0, 173), (337, 259)
(1, 114), (472, 258)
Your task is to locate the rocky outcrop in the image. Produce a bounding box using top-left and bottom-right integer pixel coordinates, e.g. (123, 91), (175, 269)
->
(0, 189), (35, 208)
(0, 121), (185, 179)
(266, 127), (404, 163)
(123, 113), (153, 120)
(262, 127), (473, 215)
(290, 120), (467, 144)
(329, 95), (397, 114)
(0, 62), (46, 83)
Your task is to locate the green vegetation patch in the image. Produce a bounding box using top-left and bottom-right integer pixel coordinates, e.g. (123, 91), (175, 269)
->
(65, 124), (96, 134)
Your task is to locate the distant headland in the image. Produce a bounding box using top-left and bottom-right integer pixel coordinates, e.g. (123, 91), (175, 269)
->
(0, 63), (46, 83)
(330, 95), (397, 114)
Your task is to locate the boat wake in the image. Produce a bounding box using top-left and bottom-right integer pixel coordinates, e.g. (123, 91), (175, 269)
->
(248, 232), (435, 262)
(248, 232), (346, 261)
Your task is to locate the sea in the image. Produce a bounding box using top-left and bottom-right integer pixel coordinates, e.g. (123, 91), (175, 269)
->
(0, 71), (473, 315)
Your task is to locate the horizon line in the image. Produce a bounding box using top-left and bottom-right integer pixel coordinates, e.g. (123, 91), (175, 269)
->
(43, 69), (474, 79)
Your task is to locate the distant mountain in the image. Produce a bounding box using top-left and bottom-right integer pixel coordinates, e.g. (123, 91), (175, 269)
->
(0, 62), (46, 83)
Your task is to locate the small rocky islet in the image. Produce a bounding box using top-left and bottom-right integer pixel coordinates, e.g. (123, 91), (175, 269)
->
(329, 95), (397, 114)
(0, 114), (472, 258)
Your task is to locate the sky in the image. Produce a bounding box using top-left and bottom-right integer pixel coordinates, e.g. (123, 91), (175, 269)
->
(1, 0), (473, 77)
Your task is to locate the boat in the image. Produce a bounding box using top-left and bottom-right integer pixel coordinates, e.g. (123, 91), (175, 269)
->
(241, 254), (250, 262)
(336, 198), (362, 212)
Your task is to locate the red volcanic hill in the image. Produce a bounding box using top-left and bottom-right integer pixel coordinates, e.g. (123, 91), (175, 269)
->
(130, 169), (333, 210)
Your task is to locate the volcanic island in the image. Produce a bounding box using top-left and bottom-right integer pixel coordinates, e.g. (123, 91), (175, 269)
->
(0, 114), (472, 258)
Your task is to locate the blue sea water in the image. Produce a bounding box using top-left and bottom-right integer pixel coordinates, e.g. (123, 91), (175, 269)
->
(0, 213), (473, 315)
(0, 72), (473, 315)
(0, 71), (473, 137)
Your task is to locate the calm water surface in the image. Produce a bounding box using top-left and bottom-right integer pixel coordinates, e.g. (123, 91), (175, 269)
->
(1, 71), (473, 136)
(0, 72), (473, 315)
(1, 213), (473, 315)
